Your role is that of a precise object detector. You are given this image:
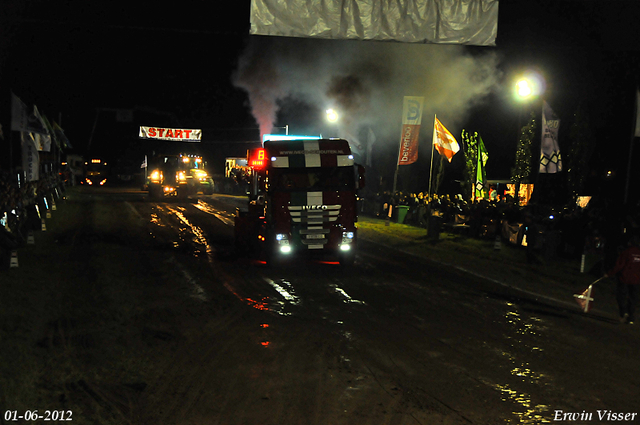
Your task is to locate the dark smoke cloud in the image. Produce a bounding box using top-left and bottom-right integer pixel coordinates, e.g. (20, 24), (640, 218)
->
(233, 36), (501, 145)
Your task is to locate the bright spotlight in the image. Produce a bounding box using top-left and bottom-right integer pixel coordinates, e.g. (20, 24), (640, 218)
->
(514, 72), (546, 101)
(326, 108), (339, 123)
(516, 79), (532, 98)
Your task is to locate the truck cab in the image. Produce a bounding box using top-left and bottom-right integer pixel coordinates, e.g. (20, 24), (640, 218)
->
(235, 138), (365, 266)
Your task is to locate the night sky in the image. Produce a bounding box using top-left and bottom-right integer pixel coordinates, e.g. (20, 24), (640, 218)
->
(1, 0), (640, 201)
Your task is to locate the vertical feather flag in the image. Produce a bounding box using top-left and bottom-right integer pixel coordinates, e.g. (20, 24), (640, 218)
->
(397, 96), (425, 165)
(539, 101), (562, 173)
(433, 117), (460, 162)
(475, 135), (489, 199)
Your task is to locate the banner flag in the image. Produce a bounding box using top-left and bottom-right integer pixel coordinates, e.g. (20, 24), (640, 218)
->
(21, 132), (40, 181)
(397, 96), (424, 165)
(433, 117), (460, 162)
(53, 122), (72, 149)
(540, 101), (562, 173)
(475, 134), (488, 199)
(31, 105), (50, 136)
(39, 115), (55, 152)
(11, 94), (52, 137)
(141, 155), (148, 169)
(11, 93), (29, 132)
(139, 126), (202, 142)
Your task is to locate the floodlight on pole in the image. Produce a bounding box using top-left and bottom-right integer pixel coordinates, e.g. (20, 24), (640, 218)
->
(326, 108), (339, 123)
(516, 79), (532, 98)
(514, 72), (546, 102)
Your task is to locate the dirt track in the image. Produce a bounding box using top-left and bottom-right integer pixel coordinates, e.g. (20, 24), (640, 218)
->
(2, 187), (638, 425)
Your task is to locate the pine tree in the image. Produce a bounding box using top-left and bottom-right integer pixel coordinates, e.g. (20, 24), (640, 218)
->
(511, 112), (537, 185)
(461, 129), (478, 200)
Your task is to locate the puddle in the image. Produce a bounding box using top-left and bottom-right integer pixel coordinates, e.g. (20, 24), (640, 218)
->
(263, 278), (300, 306)
(193, 200), (235, 226)
(329, 283), (366, 305)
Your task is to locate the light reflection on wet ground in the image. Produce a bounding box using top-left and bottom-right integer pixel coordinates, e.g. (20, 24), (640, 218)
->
(330, 284), (366, 305)
(146, 197), (580, 423)
(148, 204), (213, 302)
(483, 301), (553, 423)
(193, 200), (236, 226)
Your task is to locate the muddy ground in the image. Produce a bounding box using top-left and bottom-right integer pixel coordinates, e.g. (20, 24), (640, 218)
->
(1, 187), (638, 425)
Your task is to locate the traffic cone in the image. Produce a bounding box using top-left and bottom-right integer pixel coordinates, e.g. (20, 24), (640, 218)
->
(52, 199), (57, 211)
(41, 219), (47, 231)
(27, 231), (35, 244)
(10, 251), (18, 268)
(46, 210), (52, 219)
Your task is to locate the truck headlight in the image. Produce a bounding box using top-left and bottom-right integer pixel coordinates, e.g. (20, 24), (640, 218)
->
(176, 171), (187, 182)
(150, 170), (162, 183)
(275, 234), (291, 253)
(342, 231), (354, 244)
(193, 170), (208, 181)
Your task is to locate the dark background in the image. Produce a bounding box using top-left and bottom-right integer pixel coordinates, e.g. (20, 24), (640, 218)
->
(1, 0), (639, 201)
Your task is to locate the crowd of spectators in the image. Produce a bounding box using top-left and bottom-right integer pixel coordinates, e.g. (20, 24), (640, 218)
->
(361, 189), (640, 272)
(0, 170), (66, 267)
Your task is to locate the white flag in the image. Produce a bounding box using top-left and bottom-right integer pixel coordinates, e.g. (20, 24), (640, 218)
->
(539, 101), (562, 173)
(11, 93), (29, 132)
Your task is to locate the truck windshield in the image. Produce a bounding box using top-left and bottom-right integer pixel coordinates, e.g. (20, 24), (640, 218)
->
(271, 167), (354, 192)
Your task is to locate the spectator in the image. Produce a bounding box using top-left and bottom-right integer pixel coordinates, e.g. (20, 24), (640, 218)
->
(604, 235), (640, 324)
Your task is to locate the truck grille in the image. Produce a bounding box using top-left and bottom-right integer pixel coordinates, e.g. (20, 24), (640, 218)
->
(288, 205), (341, 249)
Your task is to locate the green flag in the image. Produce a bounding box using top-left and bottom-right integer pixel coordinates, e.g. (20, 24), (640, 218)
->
(475, 134), (488, 199)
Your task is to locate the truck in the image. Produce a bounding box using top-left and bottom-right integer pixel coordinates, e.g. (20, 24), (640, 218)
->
(147, 153), (214, 199)
(81, 158), (109, 186)
(234, 138), (365, 266)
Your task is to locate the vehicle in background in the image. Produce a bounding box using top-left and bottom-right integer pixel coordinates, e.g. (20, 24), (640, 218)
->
(234, 138), (365, 266)
(82, 158), (109, 186)
(61, 154), (85, 185)
(147, 154), (214, 199)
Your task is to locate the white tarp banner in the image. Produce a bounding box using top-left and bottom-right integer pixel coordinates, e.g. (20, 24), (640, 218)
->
(250, 0), (498, 46)
(139, 126), (202, 142)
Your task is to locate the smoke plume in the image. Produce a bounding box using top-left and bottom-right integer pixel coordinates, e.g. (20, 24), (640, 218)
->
(233, 36), (500, 146)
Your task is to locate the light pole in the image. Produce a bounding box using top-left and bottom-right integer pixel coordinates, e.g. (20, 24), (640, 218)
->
(512, 72), (545, 204)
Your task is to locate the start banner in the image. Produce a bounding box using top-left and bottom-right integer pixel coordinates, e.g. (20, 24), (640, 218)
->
(139, 126), (202, 142)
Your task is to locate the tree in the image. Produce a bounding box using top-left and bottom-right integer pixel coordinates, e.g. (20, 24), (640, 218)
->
(510, 112), (537, 204)
(461, 129), (478, 200)
(511, 112), (537, 185)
